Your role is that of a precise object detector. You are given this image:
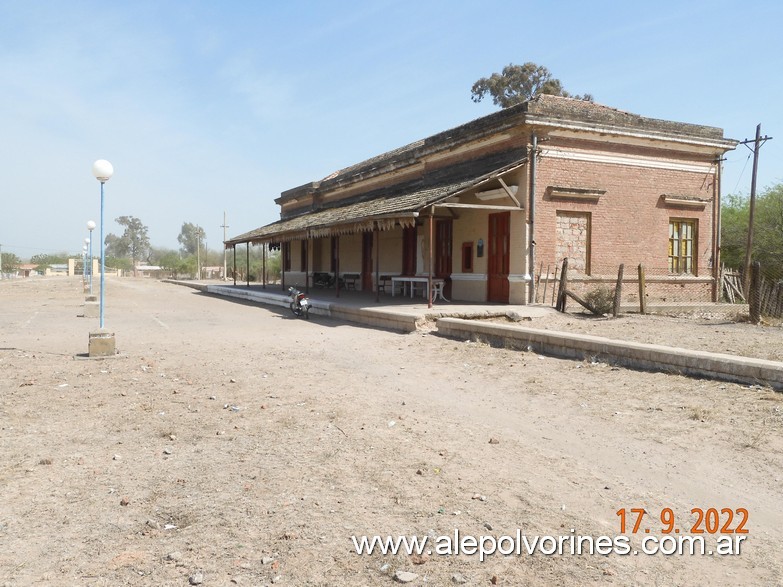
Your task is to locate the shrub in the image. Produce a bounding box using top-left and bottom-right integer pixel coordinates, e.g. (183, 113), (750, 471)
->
(583, 285), (615, 315)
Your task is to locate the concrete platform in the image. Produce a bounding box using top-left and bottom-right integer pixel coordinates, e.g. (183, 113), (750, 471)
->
(167, 280), (550, 332)
(437, 317), (783, 391)
(165, 280), (783, 390)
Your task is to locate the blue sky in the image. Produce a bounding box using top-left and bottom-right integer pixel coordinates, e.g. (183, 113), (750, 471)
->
(0, 0), (780, 259)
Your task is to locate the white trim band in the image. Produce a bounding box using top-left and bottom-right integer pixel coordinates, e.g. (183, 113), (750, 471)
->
(541, 147), (714, 174)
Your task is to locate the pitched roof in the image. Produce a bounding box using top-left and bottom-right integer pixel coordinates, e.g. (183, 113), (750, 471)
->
(278, 106), (528, 204)
(524, 94), (734, 145)
(226, 150), (526, 245)
(279, 95), (734, 205)
(229, 95), (736, 245)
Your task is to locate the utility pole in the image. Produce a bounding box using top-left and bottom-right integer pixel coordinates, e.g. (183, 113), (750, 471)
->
(221, 211), (229, 281)
(196, 228), (201, 281)
(0, 243), (3, 279)
(739, 124), (772, 296)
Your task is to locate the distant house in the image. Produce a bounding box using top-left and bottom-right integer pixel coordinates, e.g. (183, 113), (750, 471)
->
(136, 265), (170, 279)
(226, 95), (737, 304)
(17, 264), (39, 278)
(201, 266), (224, 280)
(46, 263), (69, 276)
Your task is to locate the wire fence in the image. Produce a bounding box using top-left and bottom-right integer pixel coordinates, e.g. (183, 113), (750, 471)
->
(534, 260), (760, 319)
(746, 262), (783, 323)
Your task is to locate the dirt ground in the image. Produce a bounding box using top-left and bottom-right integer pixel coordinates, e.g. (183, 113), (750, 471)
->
(1, 277), (782, 586)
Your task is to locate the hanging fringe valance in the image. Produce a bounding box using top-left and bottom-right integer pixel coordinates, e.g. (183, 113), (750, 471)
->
(246, 215), (418, 245)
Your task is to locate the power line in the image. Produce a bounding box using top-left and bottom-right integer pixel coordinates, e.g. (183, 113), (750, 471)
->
(732, 152), (752, 195)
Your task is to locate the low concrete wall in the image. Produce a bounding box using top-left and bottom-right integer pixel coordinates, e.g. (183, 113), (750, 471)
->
(206, 285), (290, 311)
(176, 281), (208, 292)
(166, 281), (421, 332)
(327, 304), (423, 332)
(436, 318), (783, 390)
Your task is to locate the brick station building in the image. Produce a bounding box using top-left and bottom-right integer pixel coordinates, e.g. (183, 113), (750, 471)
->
(226, 94), (737, 305)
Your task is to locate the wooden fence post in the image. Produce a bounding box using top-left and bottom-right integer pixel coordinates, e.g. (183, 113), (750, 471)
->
(749, 261), (761, 324)
(556, 258), (569, 312)
(541, 264), (550, 307)
(638, 264), (646, 314)
(613, 264), (624, 318)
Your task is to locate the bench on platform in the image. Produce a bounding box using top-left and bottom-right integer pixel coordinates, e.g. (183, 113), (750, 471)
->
(342, 273), (359, 290)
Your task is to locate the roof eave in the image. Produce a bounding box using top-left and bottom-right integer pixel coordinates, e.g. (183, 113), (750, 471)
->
(526, 115), (738, 151)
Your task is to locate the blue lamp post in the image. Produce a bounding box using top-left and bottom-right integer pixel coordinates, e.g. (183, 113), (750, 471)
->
(83, 238), (90, 285)
(82, 244), (88, 284)
(86, 220), (96, 294)
(92, 160), (114, 329)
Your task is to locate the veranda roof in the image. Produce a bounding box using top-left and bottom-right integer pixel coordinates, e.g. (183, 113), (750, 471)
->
(226, 153), (527, 246)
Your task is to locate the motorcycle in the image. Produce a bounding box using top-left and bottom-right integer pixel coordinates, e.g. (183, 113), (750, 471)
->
(287, 286), (310, 319)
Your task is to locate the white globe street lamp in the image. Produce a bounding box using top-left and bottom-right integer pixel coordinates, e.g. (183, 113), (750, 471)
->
(92, 160), (113, 329)
(87, 220), (96, 294)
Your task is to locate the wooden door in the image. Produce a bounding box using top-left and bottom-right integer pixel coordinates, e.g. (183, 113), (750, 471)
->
(434, 219), (452, 277)
(487, 212), (510, 303)
(435, 219), (452, 298)
(401, 226), (417, 276)
(361, 232), (374, 291)
(300, 239), (308, 273)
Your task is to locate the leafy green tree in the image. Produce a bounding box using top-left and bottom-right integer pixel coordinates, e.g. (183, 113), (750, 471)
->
(157, 250), (180, 270)
(158, 250), (193, 278)
(181, 256), (198, 278)
(178, 222), (206, 256)
(720, 193), (749, 269)
(103, 234), (123, 259)
(471, 62), (593, 108)
(30, 252), (69, 271)
(104, 256), (133, 272)
(264, 249), (282, 282)
(721, 183), (783, 270)
(148, 246), (173, 266)
(104, 216), (151, 273)
(1, 252), (21, 274)
(753, 183), (783, 268)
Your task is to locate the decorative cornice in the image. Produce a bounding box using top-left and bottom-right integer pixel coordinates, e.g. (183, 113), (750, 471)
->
(660, 194), (710, 209)
(545, 186), (606, 201)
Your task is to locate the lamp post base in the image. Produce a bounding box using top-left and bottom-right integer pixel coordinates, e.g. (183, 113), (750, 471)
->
(88, 328), (116, 357)
(84, 301), (99, 318)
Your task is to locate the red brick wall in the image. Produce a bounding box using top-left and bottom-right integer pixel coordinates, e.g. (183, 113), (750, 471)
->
(534, 141), (716, 278)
